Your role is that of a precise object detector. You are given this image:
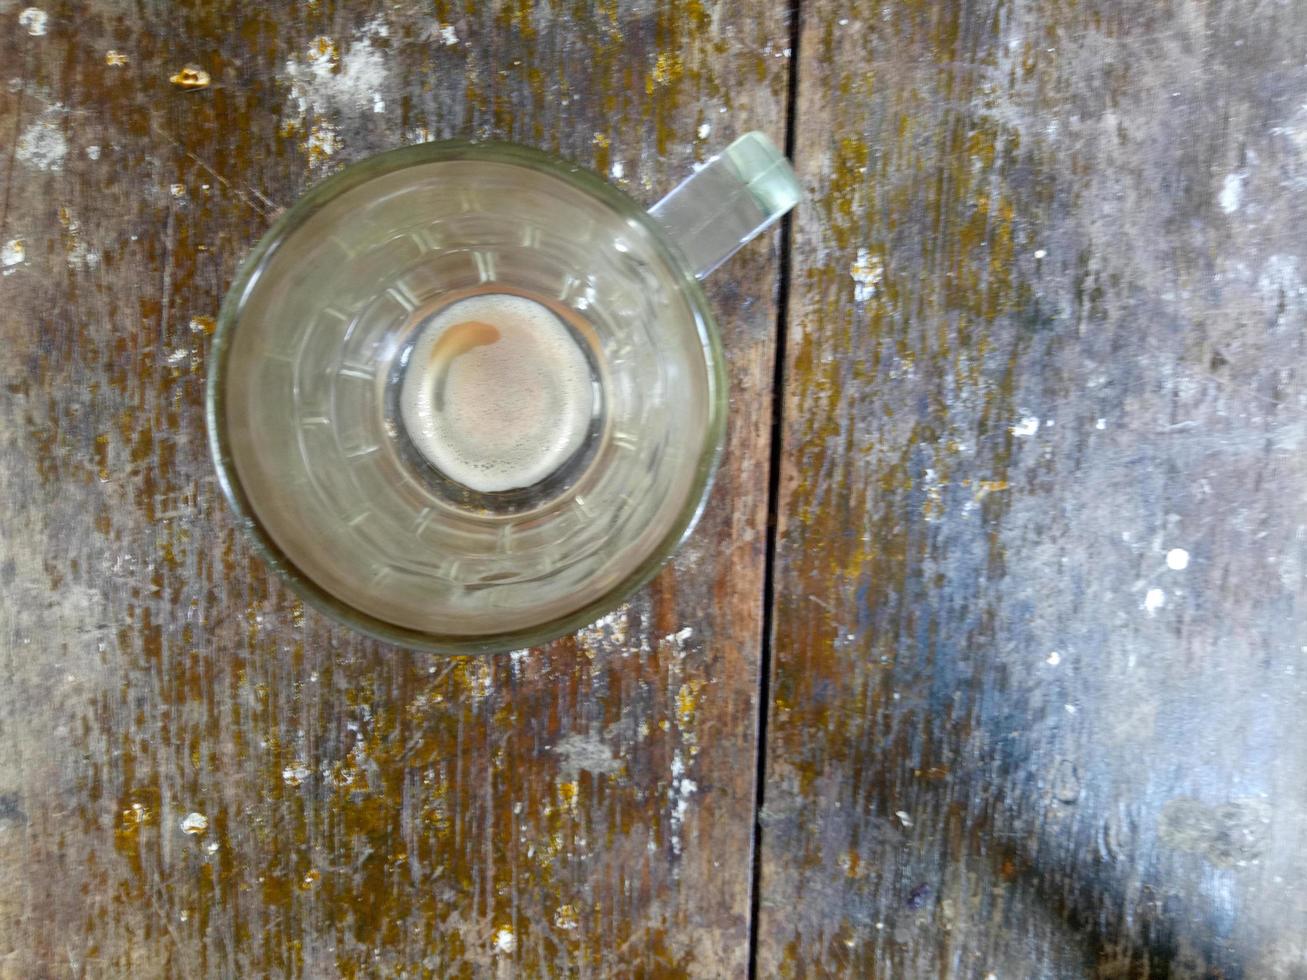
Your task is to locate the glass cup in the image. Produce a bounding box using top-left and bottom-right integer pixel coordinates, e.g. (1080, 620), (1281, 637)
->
(207, 133), (800, 653)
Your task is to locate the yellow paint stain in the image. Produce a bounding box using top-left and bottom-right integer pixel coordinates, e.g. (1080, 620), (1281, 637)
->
(675, 680), (704, 735)
(117, 802), (151, 833)
(457, 659), (493, 700)
(922, 481), (944, 521)
(558, 780), (579, 813)
(827, 137), (870, 250)
(554, 903), (579, 930)
(113, 785), (160, 883)
(647, 51), (683, 94)
(915, 766), (951, 780)
(169, 65), (211, 89)
(970, 479), (1010, 500)
(304, 122), (341, 166)
(307, 35), (337, 64)
(839, 849), (862, 878)
(94, 433), (109, 482)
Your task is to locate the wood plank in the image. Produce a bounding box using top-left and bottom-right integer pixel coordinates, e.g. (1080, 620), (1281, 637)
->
(0, 1), (790, 974)
(761, 0), (1307, 974)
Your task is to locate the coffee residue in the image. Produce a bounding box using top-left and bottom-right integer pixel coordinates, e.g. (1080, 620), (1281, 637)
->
(430, 321), (501, 410)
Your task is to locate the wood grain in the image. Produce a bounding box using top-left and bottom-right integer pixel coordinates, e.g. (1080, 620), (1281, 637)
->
(760, 0), (1307, 975)
(0, 0), (790, 975)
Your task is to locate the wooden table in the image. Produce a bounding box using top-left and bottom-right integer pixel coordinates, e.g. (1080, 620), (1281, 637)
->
(3, 0), (1305, 975)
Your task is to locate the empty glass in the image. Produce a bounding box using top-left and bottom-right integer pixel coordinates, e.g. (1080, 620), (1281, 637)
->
(208, 133), (800, 652)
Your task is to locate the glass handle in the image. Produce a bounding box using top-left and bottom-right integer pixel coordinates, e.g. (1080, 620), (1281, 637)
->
(647, 131), (802, 280)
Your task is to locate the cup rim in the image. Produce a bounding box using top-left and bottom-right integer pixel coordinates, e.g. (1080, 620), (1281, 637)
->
(206, 140), (728, 654)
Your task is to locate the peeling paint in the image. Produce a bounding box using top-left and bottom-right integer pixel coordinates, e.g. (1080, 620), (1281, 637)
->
(16, 109), (67, 171)
(19, 8), (47, 36)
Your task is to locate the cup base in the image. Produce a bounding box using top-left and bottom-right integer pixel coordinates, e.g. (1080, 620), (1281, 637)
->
(385, 284), (608, 517)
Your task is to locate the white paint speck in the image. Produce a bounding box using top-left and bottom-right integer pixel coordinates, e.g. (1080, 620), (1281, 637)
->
(697, 122), (711, 139)
(282, 762), (311, 786)
(204, 840), (219, 854)
(662, 625), (694, 652)
(285, 19), (391, 116)
(1033, 248), (1046, 259)
(895, 810), (913, 828)
(553, 732), (621, 779)
(494, 925), (515, 953)
(180, 812), (209, 835)
(1258, 254), (1306, 303)
(16, 111), (67, 171)
(1219, 172), (1246, 214)
(671, 777), (696, 842)
(372, 94), (385, 113)
(439, 24), (459, 46)
(1046, 650), (1062, 666)
(1166, 548), (1190, 571)
(1011, 416), (1040, 437)
(668, 751), (697, 856)
(576, 605), (630, 651)
(1, 239), (24, 268)
(1095, 418), (1107, 430)
(1065, 703), (1077, 714)
(1144, 588), (1166, 614)
(306, 121), (341, 161)
(86, 144), (101, 160)
(67, 239), (100, 270)
(610, 160), (624, 180)
(851, 247), (883, 303)
(169, 183), (186, 198)
(19, 7), (48, 36)
(838, 17), (850, 25)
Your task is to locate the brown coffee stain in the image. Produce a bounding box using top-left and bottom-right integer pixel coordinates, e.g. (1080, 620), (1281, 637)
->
(427, 320), (501, 409)
(426, 320), (496, 365)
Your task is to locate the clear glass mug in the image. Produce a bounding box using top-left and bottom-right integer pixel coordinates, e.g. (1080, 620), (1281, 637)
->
(207, 133), (800, 653)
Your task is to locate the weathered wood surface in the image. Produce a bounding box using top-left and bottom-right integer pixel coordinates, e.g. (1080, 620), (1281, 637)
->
(0, 0), (790, 975)
(760, 0), (1307, 976)
(10, 0), (1307, 974)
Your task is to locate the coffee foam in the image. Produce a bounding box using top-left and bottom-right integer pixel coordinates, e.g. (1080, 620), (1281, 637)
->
(399, 294), (594, 493)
